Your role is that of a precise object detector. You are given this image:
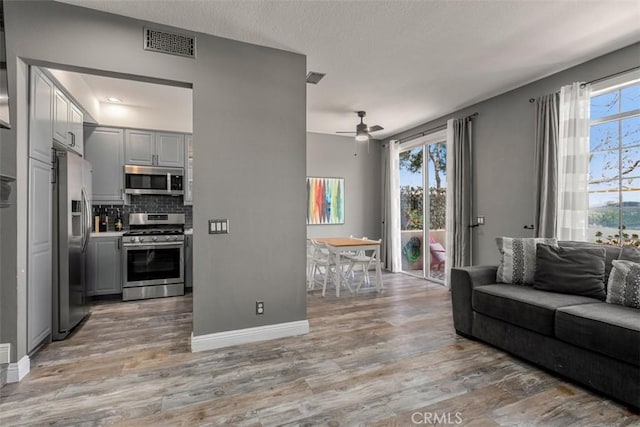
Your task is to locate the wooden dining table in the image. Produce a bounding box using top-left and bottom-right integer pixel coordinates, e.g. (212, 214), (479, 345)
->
(314, 237), (384, 295)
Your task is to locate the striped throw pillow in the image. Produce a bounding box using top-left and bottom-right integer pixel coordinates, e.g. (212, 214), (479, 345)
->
(607, 260), (640, 309)
(496, 237), (558, 285)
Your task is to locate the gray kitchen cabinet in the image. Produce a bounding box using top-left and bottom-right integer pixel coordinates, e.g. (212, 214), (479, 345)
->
(27, 158), (53, 353)
(184, 134), (193, 205)
(68, 103), (84, 157)
(155, 132), (184, 167)
(53, 85), (84, 156)
(84, 127), (125, 204)
(125, 130), (184, 167)
(185, 234), (193, 289)
(53, 88), (70, 145)
(86, 236), (122, 296)
(28, 68), (54, 164)
(124, 129), (155, 166)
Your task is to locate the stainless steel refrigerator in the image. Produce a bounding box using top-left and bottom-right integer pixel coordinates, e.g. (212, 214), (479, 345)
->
(52, 148), (92, 340)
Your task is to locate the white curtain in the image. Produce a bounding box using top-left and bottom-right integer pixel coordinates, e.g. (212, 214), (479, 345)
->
(381, 140), (401, 272)
(557, 82), (591, 241)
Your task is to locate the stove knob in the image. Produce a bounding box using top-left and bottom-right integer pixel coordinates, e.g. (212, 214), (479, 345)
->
(165, 236), (171, 242)
(139, 237), (145, 242)
(174, 236), (179, 241)
(152, 236), (157, 242)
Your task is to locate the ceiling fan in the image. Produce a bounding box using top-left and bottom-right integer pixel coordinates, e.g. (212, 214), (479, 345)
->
(336, 111), (384, 141)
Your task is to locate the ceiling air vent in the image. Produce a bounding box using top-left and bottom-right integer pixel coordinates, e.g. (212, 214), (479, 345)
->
(144, 27), (195, 58)
(306, 72), (326, 85)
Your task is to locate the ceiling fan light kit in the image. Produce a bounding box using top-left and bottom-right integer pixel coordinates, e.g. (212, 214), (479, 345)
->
(336, 110), (384, 144)
(355, 131), (369, 142)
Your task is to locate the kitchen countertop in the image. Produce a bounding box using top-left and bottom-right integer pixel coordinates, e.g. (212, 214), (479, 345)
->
(91, 231), (125, 237)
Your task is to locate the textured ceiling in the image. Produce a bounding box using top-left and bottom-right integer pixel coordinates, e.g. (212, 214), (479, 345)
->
(57, 0), (640, 139)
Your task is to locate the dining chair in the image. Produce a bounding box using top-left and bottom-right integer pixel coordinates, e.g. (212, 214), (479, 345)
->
(347, 235), (368, 280)
(309, 239), (350, 297)
(344, 238), (381, 293)
(306, 239), (317, 288)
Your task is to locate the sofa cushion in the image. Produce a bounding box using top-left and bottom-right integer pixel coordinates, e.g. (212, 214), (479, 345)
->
(533, 244), (606, 300)
(559, 241), (621, 284)
(620, 246), (640, 263)
(472, 284), (600, 336)
(607, 260), (640, 309)
(496, 237), (557, 285)
(556, 303), (640, 367)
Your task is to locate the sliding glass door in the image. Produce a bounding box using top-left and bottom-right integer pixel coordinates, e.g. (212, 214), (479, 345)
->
(399, 132), (447, 283)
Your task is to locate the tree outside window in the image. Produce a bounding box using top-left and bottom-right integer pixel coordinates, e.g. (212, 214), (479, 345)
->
(589, 82), (640, 246)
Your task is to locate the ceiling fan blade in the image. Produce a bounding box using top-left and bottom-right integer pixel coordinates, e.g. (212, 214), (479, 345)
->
(336, 131), (356, 134)
(368, 125), (384, 132)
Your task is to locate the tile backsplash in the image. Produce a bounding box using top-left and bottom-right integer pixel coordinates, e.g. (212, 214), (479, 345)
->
(93, 194), (192, 231)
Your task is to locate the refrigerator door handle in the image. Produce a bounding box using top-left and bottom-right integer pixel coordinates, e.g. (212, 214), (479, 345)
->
(81, 188), (91, 252)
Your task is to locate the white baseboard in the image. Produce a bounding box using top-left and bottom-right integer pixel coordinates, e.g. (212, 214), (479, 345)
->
(0, 344), (10, 365)
(191, 320), (310, 353)
(7, 355), (30, 383)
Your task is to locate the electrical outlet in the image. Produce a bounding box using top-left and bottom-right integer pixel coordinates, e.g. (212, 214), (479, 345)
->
(476, 216), (485, 225)
(256, 301), (264, 315)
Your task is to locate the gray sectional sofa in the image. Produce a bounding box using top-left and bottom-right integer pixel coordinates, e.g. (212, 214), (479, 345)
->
(450, 242), (640, 410)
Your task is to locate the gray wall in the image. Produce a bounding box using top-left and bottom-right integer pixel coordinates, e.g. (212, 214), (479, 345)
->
(0, 0), (306, 360)
(306, 132), (382, 240)
(384, 42), (640, 266)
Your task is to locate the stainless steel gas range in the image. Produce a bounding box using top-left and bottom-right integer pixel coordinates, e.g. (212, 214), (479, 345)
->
(122, 213), (185, 301)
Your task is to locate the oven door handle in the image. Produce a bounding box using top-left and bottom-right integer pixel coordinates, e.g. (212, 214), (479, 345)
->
(123, 243), (184, 250)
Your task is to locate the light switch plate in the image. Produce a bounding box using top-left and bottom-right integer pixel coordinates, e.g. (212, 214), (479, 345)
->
(209, 219), (229, 234)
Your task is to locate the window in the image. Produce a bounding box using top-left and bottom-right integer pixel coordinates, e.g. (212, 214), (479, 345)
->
(588, 75), (640, 246)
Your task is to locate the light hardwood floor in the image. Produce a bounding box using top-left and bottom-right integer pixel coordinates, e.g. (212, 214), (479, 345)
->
(1, 273), (638, 426)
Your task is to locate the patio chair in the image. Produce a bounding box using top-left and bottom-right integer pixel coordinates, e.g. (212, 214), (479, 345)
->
(429, 236), (446, 272)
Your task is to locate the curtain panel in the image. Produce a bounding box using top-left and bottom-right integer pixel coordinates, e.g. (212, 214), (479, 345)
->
(445, 117), (473, 286)
(381, 140), (401, 272)
(534, 93), (560, 238)
(557, 82), (591, 241)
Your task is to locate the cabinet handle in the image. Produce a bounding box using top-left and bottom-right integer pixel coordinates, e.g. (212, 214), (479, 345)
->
(68, 131), (75, 147)
(117, 238), (121, 250)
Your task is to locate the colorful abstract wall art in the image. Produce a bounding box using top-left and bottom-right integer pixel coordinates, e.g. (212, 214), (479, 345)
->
(306, 177), (345, 225)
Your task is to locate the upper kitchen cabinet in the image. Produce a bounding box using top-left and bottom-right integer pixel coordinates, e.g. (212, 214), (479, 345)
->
(53, 88), (70, 144)
(28, 68), (54, 164)
(69, 104), (84, 156)
(156, 132), (185, 168)
(184, 134), (193, 205)
(125, 130), (184, 167)
(53, 87), (84, 156)
(85, 126), (125, 205)
(124, 129), (154, 165)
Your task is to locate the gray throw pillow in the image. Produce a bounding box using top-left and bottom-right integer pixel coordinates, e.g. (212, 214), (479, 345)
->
(496, 237), (557, 285)
(533, 244), (606, 300)
(560, 241), (621, 284)
(620, 246), (640, 263)
(607, 260), (640, 309)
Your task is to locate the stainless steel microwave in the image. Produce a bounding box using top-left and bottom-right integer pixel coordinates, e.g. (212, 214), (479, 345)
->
(124, 165), (184, 196)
